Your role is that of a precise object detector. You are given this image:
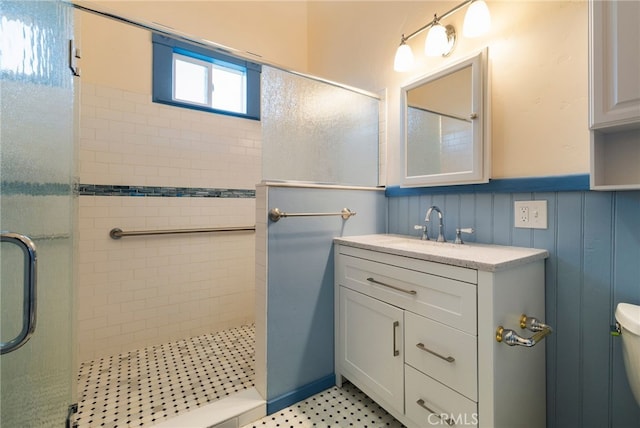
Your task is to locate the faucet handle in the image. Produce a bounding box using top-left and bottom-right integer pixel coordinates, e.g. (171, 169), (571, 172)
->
(454, 227), (475, 244)
(413, 224), (428, 241)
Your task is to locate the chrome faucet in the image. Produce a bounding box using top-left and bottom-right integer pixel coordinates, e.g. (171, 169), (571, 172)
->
(424, 205), (446, 242)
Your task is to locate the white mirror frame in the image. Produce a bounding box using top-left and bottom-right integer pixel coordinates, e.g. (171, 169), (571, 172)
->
(401, 48), (490, 187)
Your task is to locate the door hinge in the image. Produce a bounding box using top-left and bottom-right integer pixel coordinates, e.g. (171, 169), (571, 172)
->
(66, 403), (78, 428)
(69, 40), (81, 77)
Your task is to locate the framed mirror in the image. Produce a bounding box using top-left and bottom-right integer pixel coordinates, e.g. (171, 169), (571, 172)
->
(401, 48), (489, 187)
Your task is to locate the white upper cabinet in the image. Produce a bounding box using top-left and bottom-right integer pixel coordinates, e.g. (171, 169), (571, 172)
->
(589, 0), (640, 129)
(589, 0), (640, 190)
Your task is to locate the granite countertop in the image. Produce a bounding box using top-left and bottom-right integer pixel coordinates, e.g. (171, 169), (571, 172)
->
(334, 234), (549, 272)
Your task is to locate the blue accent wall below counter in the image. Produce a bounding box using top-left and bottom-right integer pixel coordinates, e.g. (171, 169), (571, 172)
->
(264, 186), (386, 413)
(387, 189), (640, 428)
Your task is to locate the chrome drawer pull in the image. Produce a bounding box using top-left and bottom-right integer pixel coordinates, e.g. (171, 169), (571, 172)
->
(392, 321), (400, 356)
(416, 342), (455, 363)
(366, 277), (417, 295)
(416, 399), (454, 426)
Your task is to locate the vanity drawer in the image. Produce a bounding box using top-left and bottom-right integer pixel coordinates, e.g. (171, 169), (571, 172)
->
(405, 365), (478, 428)
(336, 254), (477, 334)
(405, 311), (477, 401)
(338, 245), (477, 284)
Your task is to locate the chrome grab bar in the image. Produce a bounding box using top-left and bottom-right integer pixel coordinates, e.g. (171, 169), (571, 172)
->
(366, 277), (417, 296)
(0, 232), (38, 354)
(268, 207), (356, 222)
(416, 342), (455, 363)
(496, 314), (552, 347)
(110, 226), (255, 239)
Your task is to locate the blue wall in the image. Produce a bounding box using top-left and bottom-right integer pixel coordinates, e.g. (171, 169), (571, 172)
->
(265, 186), (386, 412)
(387, 187), (640, 428)
(263, 181), (639, 426)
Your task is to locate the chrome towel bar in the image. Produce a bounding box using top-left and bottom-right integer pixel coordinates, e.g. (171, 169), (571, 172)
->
(268, 207), (356, 222)
(109, 226), (255, 239)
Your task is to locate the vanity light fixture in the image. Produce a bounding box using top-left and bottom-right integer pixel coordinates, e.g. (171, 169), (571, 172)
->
(393, 39), (415, 72)
(393, 0), (491, 71)
(424, 19), (456, 57)
(463, 0), (491, 37)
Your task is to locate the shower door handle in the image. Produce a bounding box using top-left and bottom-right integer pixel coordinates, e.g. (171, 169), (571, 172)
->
(1, 232), (38, 354)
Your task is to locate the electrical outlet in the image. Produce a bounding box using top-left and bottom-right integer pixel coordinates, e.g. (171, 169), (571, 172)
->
(514, 200), (548, 229)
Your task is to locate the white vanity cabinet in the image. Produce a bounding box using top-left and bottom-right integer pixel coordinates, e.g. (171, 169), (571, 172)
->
(334, 236), (549, 428)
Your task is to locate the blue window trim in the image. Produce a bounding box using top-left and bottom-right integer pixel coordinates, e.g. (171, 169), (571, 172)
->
(152, 33), (261, 120)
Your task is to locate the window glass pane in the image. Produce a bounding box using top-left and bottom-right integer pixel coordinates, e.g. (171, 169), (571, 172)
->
(212, 65), (246, 114)
(154, 34), (260, 120)
(174, 55), (208, 105)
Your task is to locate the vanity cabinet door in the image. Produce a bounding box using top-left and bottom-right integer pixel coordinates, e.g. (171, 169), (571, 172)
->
(337, 287), (404, 414)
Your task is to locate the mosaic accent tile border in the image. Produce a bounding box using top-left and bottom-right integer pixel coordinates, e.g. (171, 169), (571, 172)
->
(78, 184), (255, 198)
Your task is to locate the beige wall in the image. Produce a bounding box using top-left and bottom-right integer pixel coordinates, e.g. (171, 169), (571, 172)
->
(79, 1), (589, 183)
(79, 0), (309, 79)
(308, 1), (589, 183)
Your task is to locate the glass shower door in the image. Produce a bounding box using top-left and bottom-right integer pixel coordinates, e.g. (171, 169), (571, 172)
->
(0, 1), (76, 426)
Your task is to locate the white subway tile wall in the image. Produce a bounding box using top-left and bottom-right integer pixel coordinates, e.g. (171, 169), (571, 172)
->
(79, 82), (261, 189)
(78, 82), (261, 362)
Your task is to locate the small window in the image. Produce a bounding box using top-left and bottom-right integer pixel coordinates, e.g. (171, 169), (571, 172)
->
(152, 34), (260, 120)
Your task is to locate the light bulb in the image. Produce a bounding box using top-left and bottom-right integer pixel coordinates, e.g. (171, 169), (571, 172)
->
(463, 0), (491, 37)
(394, 42), (414, 72)
(425, 23), (448, 57)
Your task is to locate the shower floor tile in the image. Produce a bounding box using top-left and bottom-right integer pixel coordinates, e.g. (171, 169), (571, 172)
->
(242, 382), (406, 428)
(76, 324), (255, 427)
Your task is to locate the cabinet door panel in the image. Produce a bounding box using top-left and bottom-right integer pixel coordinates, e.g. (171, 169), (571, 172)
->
(590, 0), (640, 128)
(338, 287), (404, 412)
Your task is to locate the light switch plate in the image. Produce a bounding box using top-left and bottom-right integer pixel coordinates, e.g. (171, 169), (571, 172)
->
(514, 200), (548, 229)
